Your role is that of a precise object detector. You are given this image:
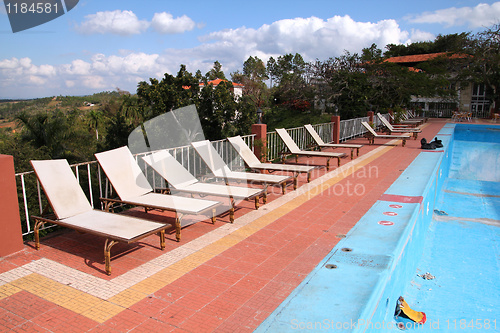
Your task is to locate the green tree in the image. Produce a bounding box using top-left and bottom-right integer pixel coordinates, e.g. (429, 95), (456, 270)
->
(101, 113), (134, 151)
(136, 65), (200, 123)
(232, 56), (269, 107)
(205, 61), (227, 80)
(463, 24), (500, 114)
(314, 51), (371, 118)
(198, 81), (237, 140)
(16, 111), (69, 159)
(267, 53), (313, 110)
(361, 43), (382, 62)
(86, 109), (103, 140)
(384, 33), (470, 57)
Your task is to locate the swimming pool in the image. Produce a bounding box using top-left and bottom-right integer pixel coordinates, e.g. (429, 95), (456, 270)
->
(256, 123), (499, 332)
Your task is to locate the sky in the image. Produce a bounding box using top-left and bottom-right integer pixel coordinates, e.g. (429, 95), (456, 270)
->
(0, 0), (499, 99)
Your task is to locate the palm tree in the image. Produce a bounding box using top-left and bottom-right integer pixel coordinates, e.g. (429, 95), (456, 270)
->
(16, 111), (69, 158)
(86, 109), (103, 140)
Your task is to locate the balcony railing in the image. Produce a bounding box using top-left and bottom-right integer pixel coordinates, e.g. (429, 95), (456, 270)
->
(16, 116), (377, 237)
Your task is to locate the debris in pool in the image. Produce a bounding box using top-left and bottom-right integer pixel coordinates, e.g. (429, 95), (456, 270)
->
(395, 296), (427, 327)
(433, 209), (448, 216)
(418, 272), (436, 280)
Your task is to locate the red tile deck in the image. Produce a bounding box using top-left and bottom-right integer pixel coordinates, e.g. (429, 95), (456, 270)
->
(0, 119), (482, 332)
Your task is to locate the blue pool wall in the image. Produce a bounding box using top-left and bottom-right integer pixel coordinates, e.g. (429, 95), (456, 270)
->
(256, 124), (459, 332)
(367, 125), (454, 330)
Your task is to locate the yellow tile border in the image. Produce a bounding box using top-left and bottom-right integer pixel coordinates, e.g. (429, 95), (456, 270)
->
(0, 141), (398, 323)
(0, 283), (21, 300)
(108, 288), (148, 308)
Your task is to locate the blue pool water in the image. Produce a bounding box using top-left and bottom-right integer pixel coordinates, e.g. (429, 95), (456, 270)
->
(401, 125), (500, 332)
(256, 123), (500, 332)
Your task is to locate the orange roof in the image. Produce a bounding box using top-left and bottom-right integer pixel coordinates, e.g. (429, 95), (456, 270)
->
(385, 52), (468, 64)
(199, 79), (244, 87)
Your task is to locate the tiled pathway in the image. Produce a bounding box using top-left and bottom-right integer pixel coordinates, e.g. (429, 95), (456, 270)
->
(0, 120), (450, 332)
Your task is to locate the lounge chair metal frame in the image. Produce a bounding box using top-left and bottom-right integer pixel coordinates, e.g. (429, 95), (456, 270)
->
(275, 128), (345, 170)
(389, 112), (424, 126)
(96, 146), (221, 242)
(141, 150), (265, 223)
(303, 124), (363, 159)
(377, 113), (421, 139)
(30, 159), (168, 275)
(227, 135), (318, 189)
(361, 121), (410, 146)
(191, 140), (293, 198)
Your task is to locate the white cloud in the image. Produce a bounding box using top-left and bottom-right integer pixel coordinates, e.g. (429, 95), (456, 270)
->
(0, 58), (22, 70)
(62, 59), (92, 75)
(151, 12), (196, 34)
(76, 10), (149, 36)
(75, 10), (199, 36)
(28, 75), (47, 85)
(409, 29), (435, 43)
(199, 15), (409, 62)
(0, 15), (422, 98)
(407, 2), (500, 28)
(0, 53), (169, 98)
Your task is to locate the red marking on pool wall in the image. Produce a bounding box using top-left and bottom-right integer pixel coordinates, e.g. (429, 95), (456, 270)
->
(0, 155), (24, 256)
(389, 204), (403, 209)
(379, 194), (423, 204)
(378, 221), (394, 226)
(383, 212), (398, 216)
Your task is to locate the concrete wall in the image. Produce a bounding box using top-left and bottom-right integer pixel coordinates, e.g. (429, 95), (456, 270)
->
(0, 155), (24, 256)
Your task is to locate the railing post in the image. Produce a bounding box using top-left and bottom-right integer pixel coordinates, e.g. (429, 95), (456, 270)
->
(251, 123), (267, 162)
(331, 115), (340, 144)
(0, 155), (24, 256)
(367, 111), (374, 123)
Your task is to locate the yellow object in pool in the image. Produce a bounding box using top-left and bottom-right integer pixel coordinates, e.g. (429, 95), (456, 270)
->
(397, 296), (427, 324)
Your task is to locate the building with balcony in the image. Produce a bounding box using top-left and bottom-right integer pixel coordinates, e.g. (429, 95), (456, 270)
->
(385, 52), (491, 118)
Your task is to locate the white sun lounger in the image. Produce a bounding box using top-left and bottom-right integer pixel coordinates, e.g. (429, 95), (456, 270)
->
(404, 110), (427, 123)
(361, 121), (411, 146)
(304, 124), (363, 159)
(377, 113), (421, 139)
(388, 113), (423, 126)
(275, 128), (345, 170)
(30, 159), (169, 275)
(227, 135), (317, 189)
(191, 140), (293, 197)
(95, 146), (221, 242)
(141, 150), (265, 222)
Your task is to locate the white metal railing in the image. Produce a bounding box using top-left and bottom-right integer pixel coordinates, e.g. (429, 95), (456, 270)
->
(266, 116), (374, 161)
(339, 116), (371, 141)
(15, 161), (104, 236)
(15, 114), (380, 238)
(15, 134), (255, 237)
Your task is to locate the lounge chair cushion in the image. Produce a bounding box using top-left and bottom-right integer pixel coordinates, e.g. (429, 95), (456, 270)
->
(142, 150), (263, 199)
(60, 210), (167, 241)
(31, 159), (93, 219)
(226, 136), (261, 167)
(228, 136), (316, 172)
(124, 192), (220, 214)
(141, 150), (199, 189)
(192, 140), (291, 183)
(95, 146), (153, 201)
(276, 129), (345, 158)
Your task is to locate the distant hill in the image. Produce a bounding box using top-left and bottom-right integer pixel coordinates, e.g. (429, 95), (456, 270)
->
(0, 91), (123, 120)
